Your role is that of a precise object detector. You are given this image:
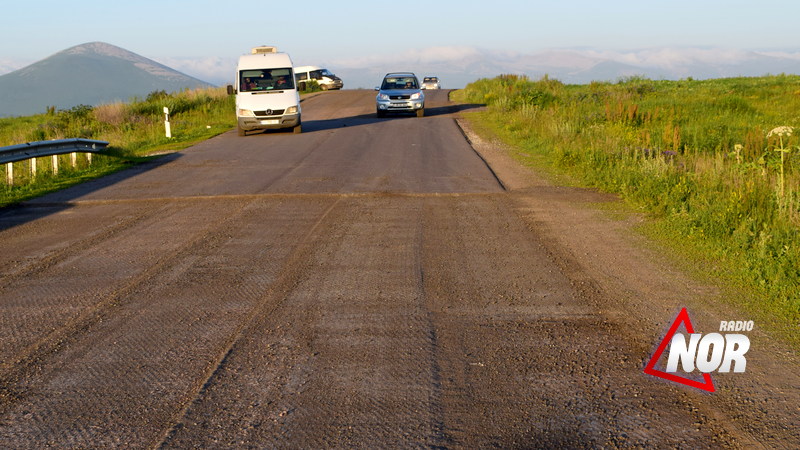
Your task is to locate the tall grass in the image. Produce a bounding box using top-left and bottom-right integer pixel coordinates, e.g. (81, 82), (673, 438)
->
(0, 87), (235, 206)
(454, 75), (800, 333)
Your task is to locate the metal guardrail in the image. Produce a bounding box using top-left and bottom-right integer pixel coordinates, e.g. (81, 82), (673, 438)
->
(0, 138), (109, 165)
(2, 138), (111, 185)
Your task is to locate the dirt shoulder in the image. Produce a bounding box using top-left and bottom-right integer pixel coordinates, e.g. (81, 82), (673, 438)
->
(456, 116), (800, 447)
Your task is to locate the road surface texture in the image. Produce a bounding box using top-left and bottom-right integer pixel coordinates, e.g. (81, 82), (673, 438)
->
(0, 90), (797, 448)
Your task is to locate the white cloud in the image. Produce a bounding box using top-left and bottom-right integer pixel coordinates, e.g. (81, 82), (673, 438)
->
(759, 50), (800, 61)
(575, 47), (761, 70)
(0, 58), (31, 76)
(332, 46), (488, 68)
(152, 56), (237, 85)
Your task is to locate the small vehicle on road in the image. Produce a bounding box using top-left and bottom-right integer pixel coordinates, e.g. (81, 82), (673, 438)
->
(375, 72), (425, 118)
(421, 76), (440, 89)
(228, 46), (302, 136)
(294, 65), (343, 91)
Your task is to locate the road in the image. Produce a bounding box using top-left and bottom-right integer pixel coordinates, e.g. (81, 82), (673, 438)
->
(0, 90), (797, 448)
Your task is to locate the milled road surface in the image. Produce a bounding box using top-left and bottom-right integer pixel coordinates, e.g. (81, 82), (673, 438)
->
(0, 90), (797, 448)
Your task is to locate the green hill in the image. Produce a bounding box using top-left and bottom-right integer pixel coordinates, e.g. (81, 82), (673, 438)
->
(0, 42), (212, 117)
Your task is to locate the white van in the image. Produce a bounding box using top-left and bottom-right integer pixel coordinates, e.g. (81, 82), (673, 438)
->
(227, 46), (301, 136)
(294, 66), (343, 91)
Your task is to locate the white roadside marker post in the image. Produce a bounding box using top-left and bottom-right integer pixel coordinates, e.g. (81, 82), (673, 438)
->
(164, 106), (172, 138)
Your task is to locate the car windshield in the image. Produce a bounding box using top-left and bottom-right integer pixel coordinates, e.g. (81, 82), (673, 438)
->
(240, 68), (295, 92)
(381, 76), (418, 90)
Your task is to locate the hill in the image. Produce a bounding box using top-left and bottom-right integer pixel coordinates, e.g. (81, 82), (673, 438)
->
(0, 42), (212, 117)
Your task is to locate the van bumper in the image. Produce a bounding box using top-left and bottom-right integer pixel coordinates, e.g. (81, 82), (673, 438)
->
(238, 112), (301, 131)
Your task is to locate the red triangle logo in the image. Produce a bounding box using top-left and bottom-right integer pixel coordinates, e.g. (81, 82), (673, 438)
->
(644, 308), (716, 392)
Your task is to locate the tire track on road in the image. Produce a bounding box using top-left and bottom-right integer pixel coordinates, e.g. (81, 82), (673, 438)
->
(0, 204), (158, 290)
(156, 197), (343, 448)
(160, 196), (455, 448)
(0, 198), (253, 413)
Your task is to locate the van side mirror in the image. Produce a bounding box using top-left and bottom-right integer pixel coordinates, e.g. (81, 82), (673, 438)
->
(226, 85), (235, 95)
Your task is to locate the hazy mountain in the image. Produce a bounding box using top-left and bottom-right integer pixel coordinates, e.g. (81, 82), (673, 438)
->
(330, 47), (800, 89)
(0, 42), (212, 117)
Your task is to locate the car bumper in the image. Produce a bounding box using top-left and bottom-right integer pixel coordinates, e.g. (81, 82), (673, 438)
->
(376, 99), (425, 112)
(238, 113), (300, 131)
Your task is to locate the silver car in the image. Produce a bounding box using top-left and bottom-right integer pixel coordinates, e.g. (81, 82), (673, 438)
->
(421, 76), (440, 89)
(375, 72), (425, 117)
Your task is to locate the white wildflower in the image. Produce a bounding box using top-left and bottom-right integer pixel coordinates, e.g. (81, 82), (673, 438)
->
(767, 126), (793, 138)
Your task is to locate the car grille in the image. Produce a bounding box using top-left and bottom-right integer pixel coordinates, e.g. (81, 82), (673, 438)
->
(389, 95), (411, 100)
(254, 109), (285, 117)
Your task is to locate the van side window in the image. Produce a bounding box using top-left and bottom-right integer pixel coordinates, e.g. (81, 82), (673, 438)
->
(311, 70), (322, 80)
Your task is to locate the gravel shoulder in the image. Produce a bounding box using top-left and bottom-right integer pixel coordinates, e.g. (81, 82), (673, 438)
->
(457, 117), (800, 448)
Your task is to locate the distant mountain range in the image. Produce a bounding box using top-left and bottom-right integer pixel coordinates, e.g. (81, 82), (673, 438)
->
(0, 42), (211, 117)
(3, 42), (800, 117)
(325, 47), (800, 89)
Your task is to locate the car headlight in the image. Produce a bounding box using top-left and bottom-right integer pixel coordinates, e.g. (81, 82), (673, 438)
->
(238, 109), (255, 117)
(378, 93), (389, 100)
(411, 92), (423, 100)
(285, 106), (298, 114)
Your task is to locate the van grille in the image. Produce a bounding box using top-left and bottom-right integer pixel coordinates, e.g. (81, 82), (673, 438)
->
(254, 109), (285, 117)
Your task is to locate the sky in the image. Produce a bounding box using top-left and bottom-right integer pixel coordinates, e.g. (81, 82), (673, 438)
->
(1, 0), (799, 85)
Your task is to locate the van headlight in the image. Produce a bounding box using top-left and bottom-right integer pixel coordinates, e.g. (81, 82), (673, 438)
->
(285, 106), (298, 114)
(238, 109), (255, 117)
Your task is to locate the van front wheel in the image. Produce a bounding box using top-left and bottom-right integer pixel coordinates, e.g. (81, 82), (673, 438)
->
(238, 126), (246, 136)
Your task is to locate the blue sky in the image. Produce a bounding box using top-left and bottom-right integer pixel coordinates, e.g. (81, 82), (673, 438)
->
(1, 0), (799, 85)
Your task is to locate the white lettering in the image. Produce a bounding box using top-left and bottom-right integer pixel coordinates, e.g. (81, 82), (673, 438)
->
(666, 333), (750, 373)
(720, 320), (755, 332)
(695, 333), (725, 373)
(718, 334), (749, 373)
(666, 333), (701, 372)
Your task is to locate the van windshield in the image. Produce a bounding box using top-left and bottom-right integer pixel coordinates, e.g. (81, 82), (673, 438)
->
(240, 68), (295, 92)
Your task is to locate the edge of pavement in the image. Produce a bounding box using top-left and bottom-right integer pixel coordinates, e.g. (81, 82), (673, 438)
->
(454, 115), (799, 447)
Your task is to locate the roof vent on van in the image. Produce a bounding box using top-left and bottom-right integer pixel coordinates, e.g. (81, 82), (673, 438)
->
(251, 46), (278, 54)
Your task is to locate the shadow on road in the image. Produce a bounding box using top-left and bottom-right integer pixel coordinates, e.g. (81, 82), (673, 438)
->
(0, 153), (182, 232)
(299, 102), (485, 133)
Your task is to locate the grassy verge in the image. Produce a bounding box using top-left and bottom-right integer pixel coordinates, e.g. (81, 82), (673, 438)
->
(0, 87), (235, 207)
(453, 75), (799, 346)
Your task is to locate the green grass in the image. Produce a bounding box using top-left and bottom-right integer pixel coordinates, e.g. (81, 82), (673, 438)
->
(1, 87), (235, 207)
(454, 74), (800, 345)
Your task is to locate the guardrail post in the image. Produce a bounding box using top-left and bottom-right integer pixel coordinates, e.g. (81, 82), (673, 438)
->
(87, 153), (93, 166)
(5, 162), (12, 185)
(71, 152), (77, 168)
(52, 155), (59, 175)
(30, 157), (37, 178)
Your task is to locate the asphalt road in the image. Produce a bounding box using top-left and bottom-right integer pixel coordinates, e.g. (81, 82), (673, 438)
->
(0, 90), (797, 448)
